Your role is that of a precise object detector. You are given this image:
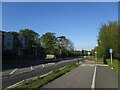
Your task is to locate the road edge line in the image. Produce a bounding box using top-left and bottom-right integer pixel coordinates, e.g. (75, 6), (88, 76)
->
(91, 65), (97, 90)
(5, 80), (24, 89)
(4, 71), (53, 89)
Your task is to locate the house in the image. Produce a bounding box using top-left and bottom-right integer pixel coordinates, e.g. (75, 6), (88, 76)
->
(18, 35), (25, 50)
(3, 32), (13, 50)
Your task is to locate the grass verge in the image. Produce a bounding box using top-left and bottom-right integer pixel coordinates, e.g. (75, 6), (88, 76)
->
(107, 59), (120, 76)
(10, 63), (79, 89)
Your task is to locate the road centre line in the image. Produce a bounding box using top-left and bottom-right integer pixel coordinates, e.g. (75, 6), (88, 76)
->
(10, 68), (17, 75)
(91, 65), (97, 90)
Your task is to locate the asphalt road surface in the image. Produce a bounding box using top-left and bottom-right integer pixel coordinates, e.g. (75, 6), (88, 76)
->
(42, 64), (118, 89)
(42, 65), (95, 88)
(2, 58), (83, 89)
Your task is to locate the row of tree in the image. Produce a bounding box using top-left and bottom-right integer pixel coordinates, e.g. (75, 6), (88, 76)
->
(91, 21), (119, 60)
(3, 29), (82, 59)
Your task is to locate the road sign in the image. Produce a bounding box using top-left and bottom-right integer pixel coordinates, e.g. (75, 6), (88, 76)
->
(109, 48), (113, 53)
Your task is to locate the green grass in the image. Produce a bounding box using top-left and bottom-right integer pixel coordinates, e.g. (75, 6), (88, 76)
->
(107, 59), (120, 76)
(10, 63), (79, 89)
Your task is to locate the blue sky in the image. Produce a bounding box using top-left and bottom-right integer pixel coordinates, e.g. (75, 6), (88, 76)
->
(2, 2), (118, 50)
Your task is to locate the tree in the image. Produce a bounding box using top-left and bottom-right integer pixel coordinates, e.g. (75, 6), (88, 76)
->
(10, 31), (22, 52)
(96, 21), (119, 59)
(56, 36), (74, 57)
(40, 32), (56, 55)
(19, 29), (41, 54)
(40, 33), (74, 58)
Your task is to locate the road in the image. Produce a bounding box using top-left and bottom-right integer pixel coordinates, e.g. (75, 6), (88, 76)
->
(2, 58), (83, 89)
(42, 62), (118, 89)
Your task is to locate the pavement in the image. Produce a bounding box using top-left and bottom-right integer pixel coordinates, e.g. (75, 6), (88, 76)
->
(42, 60), (119, 89)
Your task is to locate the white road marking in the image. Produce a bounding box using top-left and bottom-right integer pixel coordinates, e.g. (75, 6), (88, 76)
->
(30, 66), (33, 70)
(5, 71), (52, 89)
(48, 63), (55, 65)
(59, 66), (66, 70)
(40, 71), (53, 78)
(42, 64), (44, 67)
(91, 65), (97, 90)
(81, 64), (86, 66)
(81, 64), (94, 67)
(97, 64), (108, 67)
(10, 68), (17, 75)
(90, 65), (94, 66)
(6, 80), (24, 89)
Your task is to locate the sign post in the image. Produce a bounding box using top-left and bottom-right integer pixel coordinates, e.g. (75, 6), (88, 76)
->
(109, 48), (113, 64)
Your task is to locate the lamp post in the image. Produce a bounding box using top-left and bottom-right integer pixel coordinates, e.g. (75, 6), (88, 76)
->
(95, 51), (97, 62)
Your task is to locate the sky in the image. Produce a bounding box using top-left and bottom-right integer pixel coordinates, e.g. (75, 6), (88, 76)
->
(2, 2), (118, 50)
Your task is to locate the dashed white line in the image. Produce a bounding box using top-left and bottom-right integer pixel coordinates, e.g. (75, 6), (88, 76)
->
(30, 66), (33, 70)
(48, 63), (55, 65)
(10, 68), (17, 75)
(42, 64), (45, 67)
(91, 65), (97, 90)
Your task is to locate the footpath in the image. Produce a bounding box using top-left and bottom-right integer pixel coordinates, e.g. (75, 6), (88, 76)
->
(41, 60), (119, 89)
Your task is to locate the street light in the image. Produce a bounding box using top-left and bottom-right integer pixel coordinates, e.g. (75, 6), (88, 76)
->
(95, 51), (97, 62)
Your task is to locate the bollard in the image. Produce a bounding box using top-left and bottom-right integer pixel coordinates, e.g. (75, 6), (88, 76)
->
(103, 55), (107, 64)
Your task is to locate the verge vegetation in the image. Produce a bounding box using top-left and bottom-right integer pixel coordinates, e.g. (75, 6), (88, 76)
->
(107, 59), (120, 75)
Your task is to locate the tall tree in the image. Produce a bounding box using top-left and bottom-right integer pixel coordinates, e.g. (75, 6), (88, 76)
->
(10, 32), (22, 51)
(56, 36), (74, 57)
(19, 29), (41, 54)
(40, 32), (56, 54)
(96, 21), (119, 59)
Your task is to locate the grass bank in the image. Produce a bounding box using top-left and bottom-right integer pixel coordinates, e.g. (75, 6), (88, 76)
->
(107, 59), (120, 76)
(10, 63), (79, 89)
